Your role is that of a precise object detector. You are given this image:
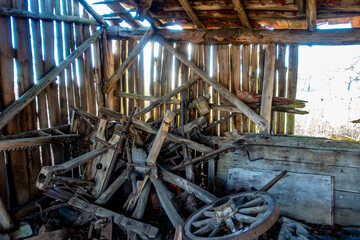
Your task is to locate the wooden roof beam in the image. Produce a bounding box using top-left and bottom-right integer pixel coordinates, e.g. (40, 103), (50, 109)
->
(178, 0), (205, 29)
(76, 0), (107, 26)
(106, 1), (141, 28)
(232, 0), (252, 29)
(306, 0), (317, 31)
(106, 27), (360, 45)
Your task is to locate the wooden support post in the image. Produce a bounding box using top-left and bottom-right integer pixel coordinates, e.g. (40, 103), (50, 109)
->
(154, 35), (269, 132)
(0, 29), (103, 131)
(103, 28), (154, 93)
(287, 45), (299, 134)
(134, 76), (199, 118)
(147, 110), (175, 166)
(306, 0), (317, 31)
(260, 44), (276, 133)
(232, 0), (252, 29)
(297, 0), (305, 14)
(178, 0), (205, 29)
(149, 171), (184, 227)
(276, 45), (286, 134)
(76, 0), (107, 26)
(0, 6), (99, 25)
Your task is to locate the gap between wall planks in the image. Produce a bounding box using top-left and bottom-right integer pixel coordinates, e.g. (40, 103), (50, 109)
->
(112, 41), (298, 136)
(0, 0), (103, 208)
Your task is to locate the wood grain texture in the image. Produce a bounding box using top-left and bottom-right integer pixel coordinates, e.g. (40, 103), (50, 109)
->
(232, 0), (252, 29)
(227, 168), (334, 225)
(218, 45), (230, 135)
(178, 0), (205, 29)
(260, 44), (275, 133)
(215, 135), (360, 226)
(107, 27), (360, 45)
(242, 45), (250, 132)
(306, 0), (317, 31)
(287, 45), (299, 134)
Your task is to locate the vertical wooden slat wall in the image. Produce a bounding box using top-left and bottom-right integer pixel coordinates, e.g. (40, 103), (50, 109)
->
(0, 0), (102, 208)
(110, 42), (298, 136)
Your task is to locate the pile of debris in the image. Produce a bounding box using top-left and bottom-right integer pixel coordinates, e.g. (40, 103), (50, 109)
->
(0, 102), (289, 239)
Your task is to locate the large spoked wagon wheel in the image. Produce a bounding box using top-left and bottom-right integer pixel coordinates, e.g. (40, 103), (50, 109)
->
(183, 191), (279, 240)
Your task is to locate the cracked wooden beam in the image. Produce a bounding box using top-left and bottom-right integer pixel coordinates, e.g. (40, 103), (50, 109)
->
(232, 0), (252, 29)
(178, 0), (205, 29)
(154, 34), (269, 132)
(306, 0), (317, 31)
(103, 28), (154, 93)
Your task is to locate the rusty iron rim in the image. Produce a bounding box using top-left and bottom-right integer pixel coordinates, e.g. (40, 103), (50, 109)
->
(183, 191), (279, 240)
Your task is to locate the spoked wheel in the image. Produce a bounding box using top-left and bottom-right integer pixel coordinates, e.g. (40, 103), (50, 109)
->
(183, 191), (279, 240)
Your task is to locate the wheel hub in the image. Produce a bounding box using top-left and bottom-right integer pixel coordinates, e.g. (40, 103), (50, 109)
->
(213, 197), (238, 220)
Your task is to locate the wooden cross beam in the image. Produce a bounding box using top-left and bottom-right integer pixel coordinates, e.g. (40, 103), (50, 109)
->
(178, 0), (205, 29)
(0, 29), (103, 131)
(232, 0), (252, 29)
(154, 34), (269, 132)
(0, 6), (99, 25)
(306, 0), (317, 31)
(103, 28), (155, 93)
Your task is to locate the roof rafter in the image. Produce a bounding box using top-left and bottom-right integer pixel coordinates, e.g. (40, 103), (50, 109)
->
(178, 0), (205, 29)
(232, 0), (252, 29)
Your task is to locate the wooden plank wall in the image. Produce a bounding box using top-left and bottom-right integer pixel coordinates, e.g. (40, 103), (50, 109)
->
(0, 0), (102, 209)
(111, 43), (299, 136)
(215, 135), (360, 226)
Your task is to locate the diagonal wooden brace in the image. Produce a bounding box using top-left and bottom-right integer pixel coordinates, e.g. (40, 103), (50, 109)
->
(154, 34), (269, 132)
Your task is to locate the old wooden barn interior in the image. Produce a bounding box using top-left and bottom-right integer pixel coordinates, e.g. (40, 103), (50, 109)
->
(0, 0), (360, 239)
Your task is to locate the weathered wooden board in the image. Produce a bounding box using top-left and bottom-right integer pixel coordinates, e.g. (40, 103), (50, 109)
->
(226, 168), (333, 225)
(217, 147), (360, 193)
(334, 190), (360, 226)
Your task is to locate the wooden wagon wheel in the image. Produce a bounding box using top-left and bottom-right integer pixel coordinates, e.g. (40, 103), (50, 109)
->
(183, 191), (279, 240)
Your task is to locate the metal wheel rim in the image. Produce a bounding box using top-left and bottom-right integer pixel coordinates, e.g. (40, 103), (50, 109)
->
(183, 191), (280, 240)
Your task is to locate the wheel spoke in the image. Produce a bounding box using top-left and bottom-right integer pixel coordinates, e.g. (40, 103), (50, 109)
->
(193, 223), (214, 235)
(238, 205), (268, 214)
(204, 210), (216, 217)
(192, 218), (214, 228)
(235, 197), (245, 208)
(209, 220), (222, 237)
(234, 213), (258, 223)
(239, 197), (263, 208)
(224, 218), (237, 233)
